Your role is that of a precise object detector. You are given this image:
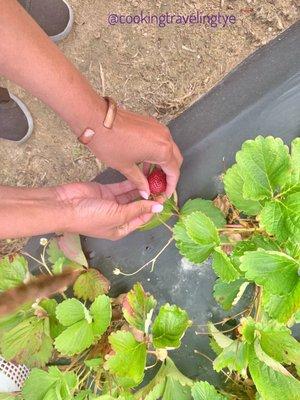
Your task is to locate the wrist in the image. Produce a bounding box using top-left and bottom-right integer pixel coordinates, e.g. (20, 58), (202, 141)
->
(0, 186), (72, 238)
(68, 91), (108, 139)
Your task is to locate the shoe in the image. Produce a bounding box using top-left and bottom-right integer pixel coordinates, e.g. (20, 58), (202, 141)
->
(18, 0), (74, 43)
(0, 87), (34, 143)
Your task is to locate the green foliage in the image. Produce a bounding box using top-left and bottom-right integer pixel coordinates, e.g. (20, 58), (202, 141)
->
(140, 197), (176, 231)
(223, 163), (262, 215)
(73, 268), (110, 301)
(235, 136), (291, 200)
(54, 295), (111, 355)
(152, 304), (191, 349)
(122, 283), (157, 332)
(181, 199), (226, 227)
(22, 367), (77, 400)
(174, 211), (220, 265)
(47, 237), (83, 274)
(213, 278), (249, 310)
(135, 357), (193, 400)
(0, 316), (53, 367)
(0, 135), (299, 400)
(0, 255), (29, 292)
(248, 347), (300, 400)
(212, 248), (240, 283)
(191, 381), (227, 400)
(104, 331), (147, 388)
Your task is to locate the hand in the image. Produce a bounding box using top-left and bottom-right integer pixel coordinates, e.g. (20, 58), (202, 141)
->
(55, 181), (163, 240)
(87, 107), (183, 199)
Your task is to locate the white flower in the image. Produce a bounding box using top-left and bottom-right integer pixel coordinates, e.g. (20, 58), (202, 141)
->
(113, 268), (121, 275)
(40, 238), (48, 246)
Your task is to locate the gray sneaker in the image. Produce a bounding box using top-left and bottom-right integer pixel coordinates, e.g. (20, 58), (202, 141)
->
(18, 0), (74, 43)
(0, 87), (33, 143)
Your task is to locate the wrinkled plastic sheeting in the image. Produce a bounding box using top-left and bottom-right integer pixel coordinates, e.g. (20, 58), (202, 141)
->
(26, 22), (300, 384)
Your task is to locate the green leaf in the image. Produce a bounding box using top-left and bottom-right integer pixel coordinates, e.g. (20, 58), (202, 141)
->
(0, 255), (29, 292)
(84, 357), (103, 370)
(213, 278), (249, 310)
(235, 136), (291, 200)
(248, 346), (300, 400)
(263, 284), (300, 323)
(174, 212), (220, 265)
(90, 294), (112, 337)
(259, 200), (288, 241)
(254, 339), (293, 377)
(39, 299), (64, 338)
(73, 268), (110, 301)
(240, 250), (299, 295)
(208, 323), (233, 348)
(173, 220), (213, 265)
(240, 317), (256, 344)
(54, 295), (111, 355)
(105, 331), (147, 388)
(122, 283), (157, 332)
(140, 197), (176, 231)
(191, 381), (227, 400)
(231, 235), (281, 270)
(212, 248), (240, 283)
(185, 212), (220, 248)
(54, 319), (94, 355)
(223, 164), (262, 215)
(181, 199), (226, 228)
(1, 317), (52, 367)
(163, 377), (192, 400)
(259, 194), (300, 242)
(135, 357), (193, 400)
(152, 304), (191, 349)
(56, 298), (89, 326)
(256, 321), (300, 367)
(22, 367), (77, 400)
(290, 138), (300, 186)
(213, 340), (249, 375)
(283, 193), (300, 242)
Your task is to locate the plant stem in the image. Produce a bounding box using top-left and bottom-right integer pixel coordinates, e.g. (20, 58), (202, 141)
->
(255, 287), (263, 323)
(115, 237), (174, 276)
(195, 308), (250, 329)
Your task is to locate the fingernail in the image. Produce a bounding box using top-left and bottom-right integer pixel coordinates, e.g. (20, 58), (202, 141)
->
(140, 191), (149, 200)
(152, 204), (164, 213)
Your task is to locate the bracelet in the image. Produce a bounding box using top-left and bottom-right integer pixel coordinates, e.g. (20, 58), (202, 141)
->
(78, 96), (117, 145)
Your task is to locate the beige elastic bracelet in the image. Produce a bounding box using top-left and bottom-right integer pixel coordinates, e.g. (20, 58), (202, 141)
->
(78, 96), (117, 145)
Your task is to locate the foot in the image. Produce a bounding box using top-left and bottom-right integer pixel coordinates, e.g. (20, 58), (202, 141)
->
(0, 87), (33, 143)
(18, 0), (74, 42)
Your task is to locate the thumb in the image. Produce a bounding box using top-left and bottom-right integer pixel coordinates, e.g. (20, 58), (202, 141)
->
(121, 164), (150, 199)
(119, 200), (164, 224)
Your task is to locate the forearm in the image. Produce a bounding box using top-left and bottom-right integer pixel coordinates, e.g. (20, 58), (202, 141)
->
(0, 186), (71, 238)
(0, 0), (106, 137)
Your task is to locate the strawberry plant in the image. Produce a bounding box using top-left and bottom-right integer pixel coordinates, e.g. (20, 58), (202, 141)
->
(0, 135), (299, 399)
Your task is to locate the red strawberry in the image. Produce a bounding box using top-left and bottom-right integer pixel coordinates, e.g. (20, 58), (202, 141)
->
(147, 168), (167, 195)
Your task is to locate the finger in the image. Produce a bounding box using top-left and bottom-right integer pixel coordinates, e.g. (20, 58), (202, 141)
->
(142, 162), (151, 176)
(116, 189), (140, 204)
(161, 154), (181, 198)
(121, 165), (150, 199)
(118, 199), (163, 226)
(115, 212), (154, 239)
(173, 142), (183, 167)
(105, 180), (136, 196)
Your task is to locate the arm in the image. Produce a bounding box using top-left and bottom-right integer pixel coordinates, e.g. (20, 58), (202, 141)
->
(0, 186), (69, 238)
(0, 182), (162, 239)
(0, 0), (182, 198)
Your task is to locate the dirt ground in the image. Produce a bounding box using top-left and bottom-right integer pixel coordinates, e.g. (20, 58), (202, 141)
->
(0, 0), (299, 255)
